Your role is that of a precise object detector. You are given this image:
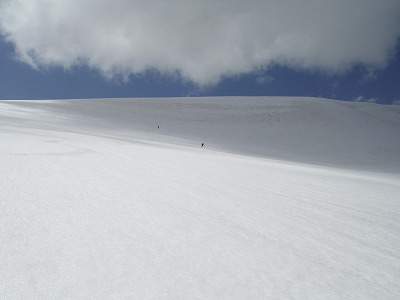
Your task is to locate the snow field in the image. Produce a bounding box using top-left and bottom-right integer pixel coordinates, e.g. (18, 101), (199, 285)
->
(0, 98), (400, 299)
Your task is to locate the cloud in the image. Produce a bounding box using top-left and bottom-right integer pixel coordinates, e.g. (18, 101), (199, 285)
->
(354, 96), (379, 103)
(1, 0), (400, 85)
(359, 68), (378, 83)
(256, 75), (274, 85)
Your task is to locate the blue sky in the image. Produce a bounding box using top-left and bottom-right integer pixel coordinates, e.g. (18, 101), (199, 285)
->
(0, 0), (399, 104)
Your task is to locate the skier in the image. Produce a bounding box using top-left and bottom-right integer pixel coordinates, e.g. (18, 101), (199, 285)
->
(201, 143), (204, 147)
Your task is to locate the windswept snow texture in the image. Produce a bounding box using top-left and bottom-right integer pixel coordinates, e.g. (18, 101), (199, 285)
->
(0, 97), (400, 299)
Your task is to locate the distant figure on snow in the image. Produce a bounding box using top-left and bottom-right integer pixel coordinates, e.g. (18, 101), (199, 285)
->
(157, 126), (159, 129)
(201, 143), (204, 147)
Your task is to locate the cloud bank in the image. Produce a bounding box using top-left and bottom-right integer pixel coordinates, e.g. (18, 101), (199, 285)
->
(1, 0), (400, 85)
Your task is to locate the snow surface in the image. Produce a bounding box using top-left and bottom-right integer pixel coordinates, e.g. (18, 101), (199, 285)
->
(0, 97), (399, 299)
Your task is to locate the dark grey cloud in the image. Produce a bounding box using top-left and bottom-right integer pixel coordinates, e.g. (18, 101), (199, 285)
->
(1, 0), (399, 85)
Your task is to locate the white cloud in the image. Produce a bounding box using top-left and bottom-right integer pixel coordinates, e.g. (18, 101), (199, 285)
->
(354, 96), (378, 103)
(256, 75), (274, 85)
(359, 67), (378, 83)
(0, 0), (400, 85)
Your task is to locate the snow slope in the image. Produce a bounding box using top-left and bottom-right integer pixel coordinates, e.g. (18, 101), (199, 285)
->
(0, 97), (399, 299)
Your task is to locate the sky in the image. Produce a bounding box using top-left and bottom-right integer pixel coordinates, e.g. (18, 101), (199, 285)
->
(0, 0), (399, 104)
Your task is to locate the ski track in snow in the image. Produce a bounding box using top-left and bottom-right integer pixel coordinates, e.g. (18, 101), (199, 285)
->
(0, 97), (399, 299)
